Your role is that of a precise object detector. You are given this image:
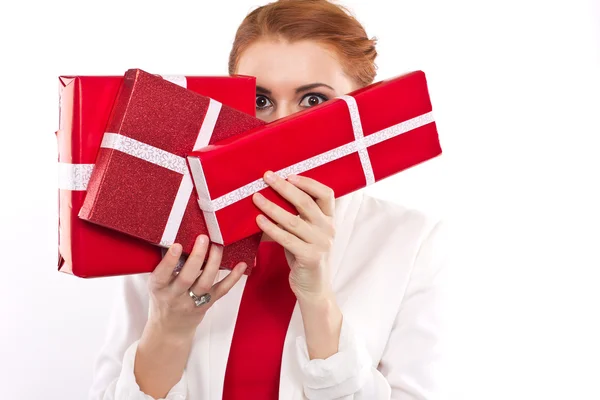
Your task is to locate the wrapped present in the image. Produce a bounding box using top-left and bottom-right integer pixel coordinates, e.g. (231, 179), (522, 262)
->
(78, 69), (265, 267)
(187, 71), (442, 245)
(57, 72), (260, 277)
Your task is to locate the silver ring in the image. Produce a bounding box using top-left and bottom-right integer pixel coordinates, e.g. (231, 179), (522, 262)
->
(189, 290), (211, 307)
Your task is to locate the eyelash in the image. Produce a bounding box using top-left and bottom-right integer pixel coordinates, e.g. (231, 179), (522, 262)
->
(255, 93), (329, 111)
(300, 93), (329, 108)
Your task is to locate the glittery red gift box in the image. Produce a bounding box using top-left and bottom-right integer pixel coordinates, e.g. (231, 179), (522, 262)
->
(57, 71), (261, 277)
(187, 71), (442, 246)
(79, 69), (265, 271)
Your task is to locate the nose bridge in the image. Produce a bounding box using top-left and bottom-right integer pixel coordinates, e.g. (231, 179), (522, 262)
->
(274, 100), (296, 120)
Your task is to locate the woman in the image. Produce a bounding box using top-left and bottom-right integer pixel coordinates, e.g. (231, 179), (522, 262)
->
(89, 1), (448, 399)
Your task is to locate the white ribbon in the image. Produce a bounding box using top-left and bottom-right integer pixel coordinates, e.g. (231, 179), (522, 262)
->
(188, 158), (224, 244)
(58, 75), (188, 191)
(338, 95), (376, 186)
(58, 163), (95, 190)
(161, 75), (188, 88)
(190, 96), (434, 244)
(99, 98), (222, 247)
(100, 133), (189, 174)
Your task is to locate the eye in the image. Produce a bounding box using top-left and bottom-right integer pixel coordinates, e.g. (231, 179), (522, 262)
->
(256, 95), (273, 110)
(300, 93), (328, 108)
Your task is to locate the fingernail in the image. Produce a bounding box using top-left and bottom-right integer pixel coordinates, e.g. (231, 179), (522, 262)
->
(170, 244), (182, 256)
(288, 174), (299, 183)
(264, 171), (275, 184)
(253, 192), (266, 205)
(257, 214), (268, 224)
(197, 235), (208, 245)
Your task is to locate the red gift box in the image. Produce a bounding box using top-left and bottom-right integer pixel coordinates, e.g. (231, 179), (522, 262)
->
(187, 71), (442, 245)
(57, 72), (260, 277)
(78, 69), (265, 267)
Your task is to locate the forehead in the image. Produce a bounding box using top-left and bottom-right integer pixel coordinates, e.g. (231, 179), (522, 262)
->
(236, 39), (353, 93)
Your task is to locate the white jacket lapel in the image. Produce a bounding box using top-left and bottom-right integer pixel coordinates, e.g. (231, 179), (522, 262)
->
(328, 191), (365, 285)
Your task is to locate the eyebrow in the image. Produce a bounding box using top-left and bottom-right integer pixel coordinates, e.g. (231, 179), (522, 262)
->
(256, 85), (271, 95)
(255, 83), (335, 96)
(295, 83), (335, 94)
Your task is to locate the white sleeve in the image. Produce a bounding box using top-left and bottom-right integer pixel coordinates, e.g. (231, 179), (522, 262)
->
(296, 221), (449, 400)
(88, 274), (188, 400)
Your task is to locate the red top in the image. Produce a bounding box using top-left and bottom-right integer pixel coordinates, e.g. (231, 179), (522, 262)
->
(222, 241), (297, 399)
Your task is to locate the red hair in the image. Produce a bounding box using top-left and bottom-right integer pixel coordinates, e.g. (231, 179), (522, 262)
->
(229, 0), (378, 88)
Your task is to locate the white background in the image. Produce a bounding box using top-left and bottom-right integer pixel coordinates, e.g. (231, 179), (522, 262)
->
(1, 0), (599, 399)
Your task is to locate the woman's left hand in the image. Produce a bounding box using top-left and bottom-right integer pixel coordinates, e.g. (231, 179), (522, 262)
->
(252, 171), (336, 299)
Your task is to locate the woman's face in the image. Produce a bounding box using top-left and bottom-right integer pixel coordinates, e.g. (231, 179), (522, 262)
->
(235, 38), (357, 123)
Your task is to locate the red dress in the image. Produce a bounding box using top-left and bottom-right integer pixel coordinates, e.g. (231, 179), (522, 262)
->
(222, 241), (298, 399)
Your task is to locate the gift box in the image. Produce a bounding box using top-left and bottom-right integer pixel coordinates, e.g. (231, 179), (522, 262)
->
(78, 69), (265, 266)
(57, 72), (260, 277)
(187, 71), (442, 245)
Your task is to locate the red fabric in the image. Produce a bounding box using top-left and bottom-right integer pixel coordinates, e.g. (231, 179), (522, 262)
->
(223, 241), (297, 399)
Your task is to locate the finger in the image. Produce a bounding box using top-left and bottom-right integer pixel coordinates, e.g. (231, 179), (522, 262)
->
(253, 192), (315, 243)
(263, 171), (322, 223)
(256, 214), (309, 255)
(151, 244), (183, 288)
(211, 262), (248, 300)
(287, 174), (335, 217)
(171, 235), (209, 295)
(190, 243), (223, 295)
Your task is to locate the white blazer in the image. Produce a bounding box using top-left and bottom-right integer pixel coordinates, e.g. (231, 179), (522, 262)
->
(89, 190), (449, 400)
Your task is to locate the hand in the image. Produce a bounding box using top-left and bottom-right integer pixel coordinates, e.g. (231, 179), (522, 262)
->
(145, 235), (248, 340)
(252, 171), (336, 299)
(135, 235), (246, 398)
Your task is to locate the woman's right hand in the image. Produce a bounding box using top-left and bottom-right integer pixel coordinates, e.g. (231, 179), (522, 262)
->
(145, 234), (248, 340)
(134, 235), (246, 398)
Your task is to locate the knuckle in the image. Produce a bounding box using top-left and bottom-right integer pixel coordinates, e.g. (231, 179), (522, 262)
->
(149, 272), (163, 285)
(326, 220), (336, 236)
(260, 199), (272, 212)
(206, 245), (224, 265)
(196, 284), (211, 294)
(194, 279), (212, 293)
(299, 196), (313, 212)
(325, 237), (334, 251)
(178, 277), (196, 289)
(288, 214), (301, 228)
(188, 251), (207, 265)
(262, 222), (274, 234)
(269, 178), (280, 189)
(183, 301), (197, 313)
(157, 258), (176, 272)
(214, 279), (236, 299)
(215, 284), (230, 299)
(281, 235), (293, 248)
(325, 187), (335, 199)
